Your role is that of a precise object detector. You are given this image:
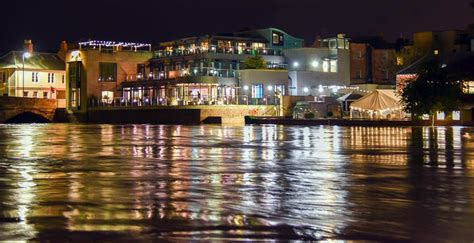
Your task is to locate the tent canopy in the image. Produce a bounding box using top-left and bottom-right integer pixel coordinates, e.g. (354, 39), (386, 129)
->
(350, 89), (402, 112)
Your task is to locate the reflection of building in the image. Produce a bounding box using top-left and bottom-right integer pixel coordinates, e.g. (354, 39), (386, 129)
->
(0, 40), (66, 102)
(64, 41), (153, 112)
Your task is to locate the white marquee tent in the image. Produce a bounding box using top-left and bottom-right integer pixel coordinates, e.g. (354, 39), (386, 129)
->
(350, 89), (404, 120)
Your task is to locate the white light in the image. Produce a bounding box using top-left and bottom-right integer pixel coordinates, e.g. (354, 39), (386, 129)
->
(71, 50), (80, 60)
(293, 62), (299, 68)
(267, 86), (273, 91)
(194, 69), (198, 74)
(311, 61), (319, 68)
(243, 85), (249, 91)
(318, 85), (324, 93)
(23, 52), (31, 59)
(303, 87), (309, 93)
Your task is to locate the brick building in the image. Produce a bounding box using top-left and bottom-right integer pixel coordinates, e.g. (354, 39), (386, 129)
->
(349, 36), (398, 85)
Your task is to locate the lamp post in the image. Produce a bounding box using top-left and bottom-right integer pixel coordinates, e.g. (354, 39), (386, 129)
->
(22, 52), (31, 97)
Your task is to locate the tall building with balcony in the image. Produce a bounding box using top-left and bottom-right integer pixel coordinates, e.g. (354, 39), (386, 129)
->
(0, 40), (66, 103)
(123, 28), (304, 105)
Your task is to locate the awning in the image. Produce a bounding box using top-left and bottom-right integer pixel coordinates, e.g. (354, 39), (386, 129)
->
(350, 89), (402, 112)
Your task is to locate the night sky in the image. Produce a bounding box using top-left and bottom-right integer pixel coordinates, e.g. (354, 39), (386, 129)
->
(1, 0), (472, 54)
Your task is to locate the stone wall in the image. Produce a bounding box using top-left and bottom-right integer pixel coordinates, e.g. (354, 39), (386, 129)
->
(86, 105), (278, 125)
(0, 96), (58, 122)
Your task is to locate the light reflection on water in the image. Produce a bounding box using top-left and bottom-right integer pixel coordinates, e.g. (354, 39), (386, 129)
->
(0, 124), (473, 241)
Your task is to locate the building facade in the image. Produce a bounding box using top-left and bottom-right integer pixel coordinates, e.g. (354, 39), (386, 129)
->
(64, 40), (153, 112)
(284, 34), (351, 96)
(349, 36), (398, 86)
(0, 40), (66, 102)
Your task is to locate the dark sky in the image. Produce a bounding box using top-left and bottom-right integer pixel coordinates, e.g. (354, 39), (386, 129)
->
(1, 0), (472, 54)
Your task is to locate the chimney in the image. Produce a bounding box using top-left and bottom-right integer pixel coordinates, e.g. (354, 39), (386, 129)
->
(24, 39), (33, 53)
(58, 41), (68, 60)
(313, 35), (322, 48)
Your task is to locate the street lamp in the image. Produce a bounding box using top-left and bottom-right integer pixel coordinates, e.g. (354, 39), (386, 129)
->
(22, 52), (31, 96)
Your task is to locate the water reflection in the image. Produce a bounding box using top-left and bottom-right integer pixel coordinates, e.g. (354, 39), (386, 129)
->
(0, 124), (473, 241)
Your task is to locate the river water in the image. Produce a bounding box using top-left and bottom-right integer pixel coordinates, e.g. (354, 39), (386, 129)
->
(0, 124), (473, 241)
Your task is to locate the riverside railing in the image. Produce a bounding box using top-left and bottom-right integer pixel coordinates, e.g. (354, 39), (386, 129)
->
(89, 95), (281, 108)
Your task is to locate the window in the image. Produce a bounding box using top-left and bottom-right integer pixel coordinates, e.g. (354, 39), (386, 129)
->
(382, 51), (388, 60)
(330, 60), (337, 73)
(62, 75), (65, 84)
(251, 84), (263, 98)
(357, 70), (363, 79)
(137, 64), (145, 79)
(272, 31), (284, 46)
(0, 72), (5, 83)
(358, 51), (363, 59)
(48, 73), (55, 83)
(23, 91), (28, 97)
(452, 111), (461, 121)
(396, 57), (404, 66)
(436, 112), (445, 120)
(33, 91), (38, 98)
(101, 91), (114, 104)
(434, 50), (439, 55)
(43, 92), (48, 99)
(274, 84), (286, 96)
(323, 60), (329, 72)
(31, 72), (38, 83)
(99, 62), (117, 82)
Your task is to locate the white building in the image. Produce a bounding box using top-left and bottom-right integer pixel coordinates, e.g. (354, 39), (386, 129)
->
(0, 40), (66, 103)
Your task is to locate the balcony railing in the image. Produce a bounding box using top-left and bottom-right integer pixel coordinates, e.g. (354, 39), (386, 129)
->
(89, 95), (281, 108)
(154, 45), (283, 58)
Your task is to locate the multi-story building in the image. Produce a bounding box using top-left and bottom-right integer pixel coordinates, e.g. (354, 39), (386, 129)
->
(285, 34), (351, 96)
(349, 35), (397, 86)
(413, 30), (471, 56)
(64, 40), (153, 113)
(0, 40), (66, 102)
(141, 28), (303, 105)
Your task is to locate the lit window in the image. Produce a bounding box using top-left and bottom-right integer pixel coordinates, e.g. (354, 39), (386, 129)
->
(434, 50), (439, 55)
(251, 84), (263, 98)
(422, 114), (430, 120)
(323, 61), (329, 72)
(272, 31), (284, 46)
(396, 57), (404, 66)
(452, 111), (461, 121)
(330, 60), (337, 73)
(437, 111), (445, 120)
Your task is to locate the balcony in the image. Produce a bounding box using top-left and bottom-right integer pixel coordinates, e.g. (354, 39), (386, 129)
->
(154, 45), (283, 58)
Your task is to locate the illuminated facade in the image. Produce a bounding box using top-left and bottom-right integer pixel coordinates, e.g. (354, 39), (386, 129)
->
(0, 40), (66, 103)
(64, 41), (153, 112)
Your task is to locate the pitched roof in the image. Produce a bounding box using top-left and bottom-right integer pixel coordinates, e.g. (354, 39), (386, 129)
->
(0, 51), (65, 71)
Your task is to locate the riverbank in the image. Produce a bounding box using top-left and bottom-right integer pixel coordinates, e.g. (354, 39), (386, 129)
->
(245, 116), (474, 127)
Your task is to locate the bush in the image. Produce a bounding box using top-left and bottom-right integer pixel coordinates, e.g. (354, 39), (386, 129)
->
(327, 111), (334, 118)
(304, 112), (315, 119)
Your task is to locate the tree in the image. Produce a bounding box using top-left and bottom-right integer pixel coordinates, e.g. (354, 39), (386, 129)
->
(243, 55), (267, 69)
(401, 59), (463, 125)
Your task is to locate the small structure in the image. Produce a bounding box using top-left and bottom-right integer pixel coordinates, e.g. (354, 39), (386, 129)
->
(350, 89), (403, 120)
